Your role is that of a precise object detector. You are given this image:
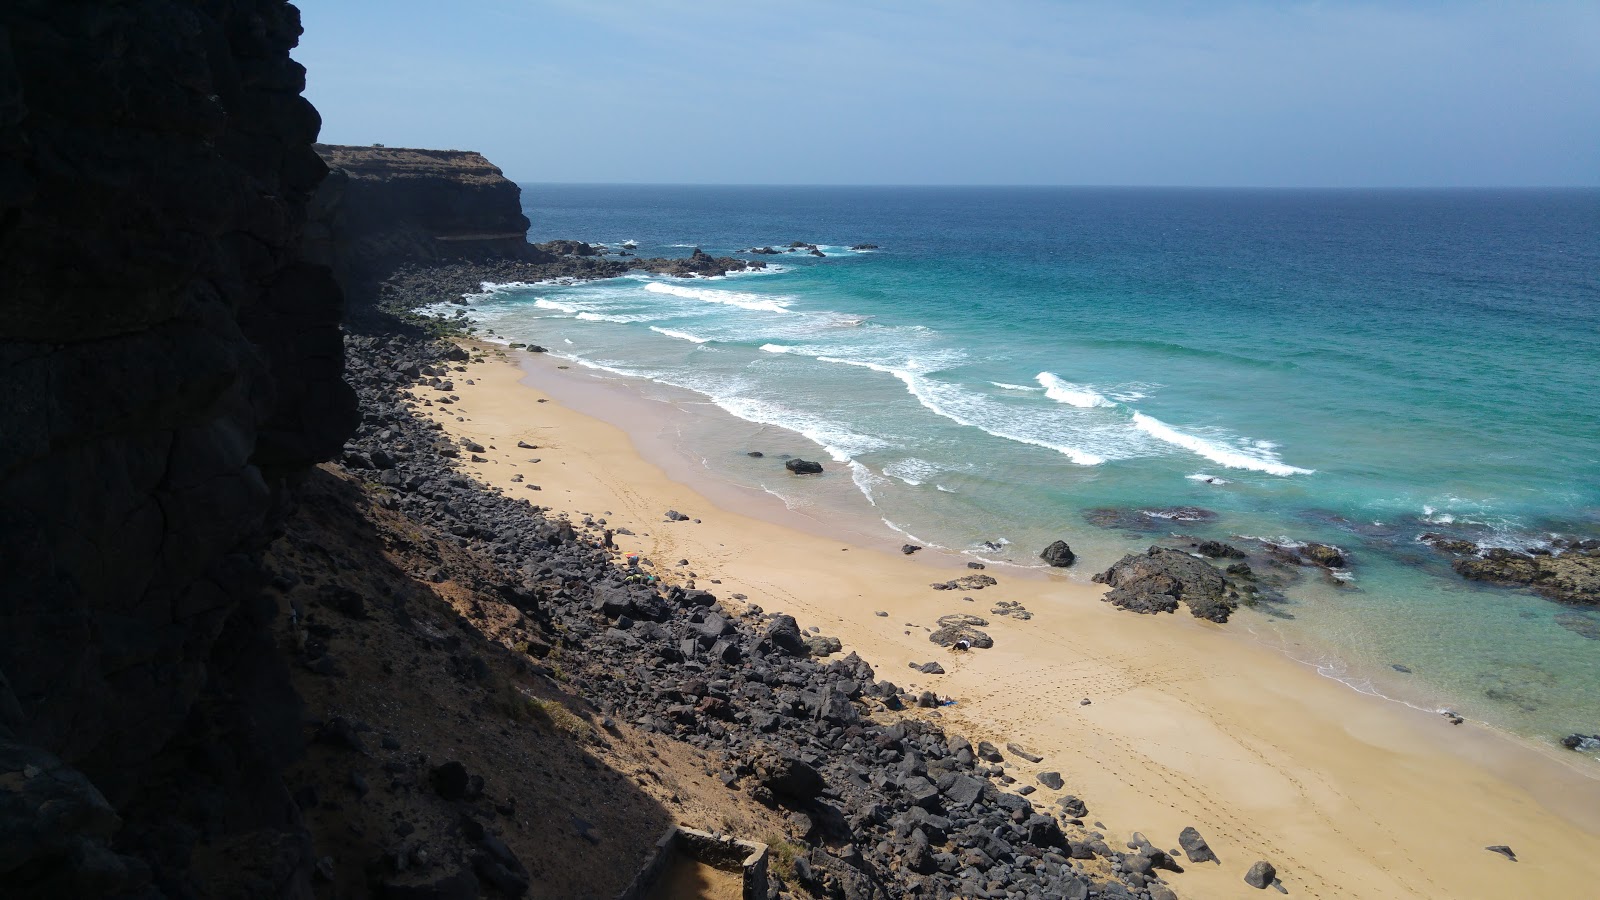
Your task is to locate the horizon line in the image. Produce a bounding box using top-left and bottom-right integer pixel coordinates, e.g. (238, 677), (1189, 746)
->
(512, 181), (1600, 191)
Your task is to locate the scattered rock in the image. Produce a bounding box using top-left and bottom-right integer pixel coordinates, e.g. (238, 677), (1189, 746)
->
(930, 574), (998, 592)
(902, 544), (922, 555)
(785, 459), (824, 475)
(1244, 860), (1277, 888)
(1037, 771), (1064, 790)
(1560, 733), (1600, 752)
(1006, 743), (1043, 764)
(1486, 845), (1517, 861)
(1179, 826), (1218, 864)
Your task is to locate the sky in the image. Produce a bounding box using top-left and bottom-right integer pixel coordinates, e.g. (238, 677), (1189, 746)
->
(295, 1), (1600, 187)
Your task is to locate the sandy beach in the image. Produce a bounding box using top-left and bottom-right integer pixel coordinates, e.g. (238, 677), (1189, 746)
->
(418, 342), (1600, 899)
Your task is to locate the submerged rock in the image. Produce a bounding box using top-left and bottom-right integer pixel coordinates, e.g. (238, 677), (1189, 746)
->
(1094, 548), (1237, 623)
(1555, 612), (1600, 640)
(1084, 506), (1217, 532)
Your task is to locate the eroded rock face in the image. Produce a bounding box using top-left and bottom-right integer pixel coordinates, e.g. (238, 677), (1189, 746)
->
(1, 1), (353, 892)
(310, 143), (548, 288)
(1094, 548), (1238, 623)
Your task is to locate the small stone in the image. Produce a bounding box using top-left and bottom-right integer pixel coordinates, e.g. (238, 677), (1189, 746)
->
(1486, 845), (1517, 861)
(1244, 860), (1277, 889)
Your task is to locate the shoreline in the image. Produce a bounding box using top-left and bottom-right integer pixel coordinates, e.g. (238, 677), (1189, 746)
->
(426, 341), (1600, 898)
(502, 336), (1597, 755)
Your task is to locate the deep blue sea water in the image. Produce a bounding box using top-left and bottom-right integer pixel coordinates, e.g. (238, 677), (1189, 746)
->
(449, 185), (1600, 747)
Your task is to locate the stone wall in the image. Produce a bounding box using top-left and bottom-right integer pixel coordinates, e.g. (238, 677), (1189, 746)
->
(0, 1), (355, 894)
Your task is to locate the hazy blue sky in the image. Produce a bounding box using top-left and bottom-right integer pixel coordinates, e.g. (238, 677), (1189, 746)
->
(296, 1), (1599, 187)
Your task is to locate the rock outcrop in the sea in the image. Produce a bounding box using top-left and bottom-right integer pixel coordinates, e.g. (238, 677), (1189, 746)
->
(1, 1), (355, 894)
(1421, 537), (1600, 606)
(1084, 506), (1218, 532)
(310, 143), (549, 288)
(1094, 548), (1239, 622)
(632, 246), (763, 278)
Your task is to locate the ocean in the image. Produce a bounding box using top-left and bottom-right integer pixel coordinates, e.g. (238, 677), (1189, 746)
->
(450, 184), (1600, 749)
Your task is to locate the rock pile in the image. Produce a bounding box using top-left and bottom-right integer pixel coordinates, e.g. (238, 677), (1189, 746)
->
(334, 328), (1176, 899)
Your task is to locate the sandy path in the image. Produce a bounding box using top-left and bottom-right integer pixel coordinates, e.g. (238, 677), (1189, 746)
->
(413, 344), (1600, 899)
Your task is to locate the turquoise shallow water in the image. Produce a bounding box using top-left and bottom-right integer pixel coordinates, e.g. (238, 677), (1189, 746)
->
(452, 185), (1600, 748)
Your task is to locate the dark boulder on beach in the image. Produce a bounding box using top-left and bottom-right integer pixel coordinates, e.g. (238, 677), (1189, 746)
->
(763, 614), (808, 656)
(1094, 548), (1237, 623)
(1178, 826), (1218, 864)
(929, 615), (993, 649)
(785, 458), (824, 474)
(902, 544), (922, 555)
(1040, 540), (1077, 567)
(1244, 860), (1277, 888)
(1560, 733), (1600, 752)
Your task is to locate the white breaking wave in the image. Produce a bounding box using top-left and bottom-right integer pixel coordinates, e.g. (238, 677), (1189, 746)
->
(1036, 372), (1116, 408)
(534, 298), (582, 314)
(649, 326), (711, 344)
(810, 355), (1108, 466)
(576, 311), (654, 323)
(849, 461), (887, 506)
(883, 457), (941, 486)
(1132, 412), (1312, 476)
(990, 381), (1043, 392)
(644, 281), (790, 313)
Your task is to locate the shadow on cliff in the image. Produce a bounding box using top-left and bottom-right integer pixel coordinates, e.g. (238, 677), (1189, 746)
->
(261, 466), (679, 900)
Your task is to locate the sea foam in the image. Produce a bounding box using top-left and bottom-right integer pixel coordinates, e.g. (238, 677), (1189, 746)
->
(644, 281), (790, 313)
(1036, 372), (1116, 408)
(649, 326), (712, 344)
(1132, 412), (1312, 476)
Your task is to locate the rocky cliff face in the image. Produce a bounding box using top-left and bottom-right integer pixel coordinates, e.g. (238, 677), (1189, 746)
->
(307, 144), (549, 293)
(0, 1), (355, 895)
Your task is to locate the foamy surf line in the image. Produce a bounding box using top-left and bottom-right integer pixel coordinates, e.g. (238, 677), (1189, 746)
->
(1132, 412), (1312, 476)
(644, 280), (791, 313)
(1036, 371), (1115, 408)
(649, 326), (711, 343)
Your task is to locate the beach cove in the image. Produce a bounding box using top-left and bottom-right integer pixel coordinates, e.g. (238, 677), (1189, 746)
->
(417, 340), (1600, 898)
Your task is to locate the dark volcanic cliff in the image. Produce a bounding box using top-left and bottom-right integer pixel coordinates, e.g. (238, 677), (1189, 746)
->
(308, 144), (548, 292)
(0, 1), (354, 895)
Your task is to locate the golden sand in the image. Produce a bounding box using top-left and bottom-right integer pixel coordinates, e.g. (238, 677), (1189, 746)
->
(416, 344), (1600, 899)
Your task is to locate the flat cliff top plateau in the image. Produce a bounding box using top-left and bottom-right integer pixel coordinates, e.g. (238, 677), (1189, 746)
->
(314, 143), (515, 185)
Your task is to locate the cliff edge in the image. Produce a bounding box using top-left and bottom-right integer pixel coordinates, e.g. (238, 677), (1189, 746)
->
(308, 144), (549, 293)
